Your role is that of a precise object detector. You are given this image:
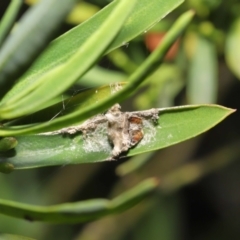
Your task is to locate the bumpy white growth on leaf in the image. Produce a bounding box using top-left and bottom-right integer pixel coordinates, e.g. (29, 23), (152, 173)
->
(40, 104), (159, 160)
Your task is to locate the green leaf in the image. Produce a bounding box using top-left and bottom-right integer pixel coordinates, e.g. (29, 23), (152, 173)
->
(0, 0), (77, 99)
(0, 10), (194, 135)
(0, 137), (18, 152)
(0, 162), (14, 174)
(225, 18), (240, 80)
(79, 66), (126, 87)
(66, 1), (100, 25)
(10, 83), (126, 126)
(0, 0), (138, 119)
(187, 34), (218, 104)
(0, 105), (234, 170)
(0, 178), (158, 224)
(0, 0), (22, 47)
(0, 233), (35, 240)
(0, 0), (184, 107)
(116, 152), (155, 177)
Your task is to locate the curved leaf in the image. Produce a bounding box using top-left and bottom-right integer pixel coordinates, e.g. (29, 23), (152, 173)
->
(1, 0), (184, 105)
(0, 0), (137, 119)
(9, 83), (126, 125)
(0, 105), (234, 170)
(0, 178), (158, 223)
(0, 0), (22, 47)
(0, 10), (194, 135)
(0, 0), (77, 99)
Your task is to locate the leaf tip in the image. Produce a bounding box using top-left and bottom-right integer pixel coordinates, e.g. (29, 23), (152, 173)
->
(0, 162), (15, 174)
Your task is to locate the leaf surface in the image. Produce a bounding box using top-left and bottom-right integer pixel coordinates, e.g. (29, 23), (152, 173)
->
(0, 178), (158, 223)
(1, 0), (184, 107)
(225, 18), (240, 80)
(0, 105), (234, 170)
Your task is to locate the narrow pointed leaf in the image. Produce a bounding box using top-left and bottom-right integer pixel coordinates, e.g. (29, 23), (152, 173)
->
(10, 83), (126, 125)
(0, 0), (137, 119)
(0, 0), (77, 98)
(0, 0), (22, 47)
(0, 178), (158, 223)
(0, 105), (234, 170)
(0, 10), (194, 135)
(0, 0), (184, 105)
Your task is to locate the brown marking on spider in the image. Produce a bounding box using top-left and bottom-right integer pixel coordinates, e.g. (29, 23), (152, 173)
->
(105, 104), (158, 160)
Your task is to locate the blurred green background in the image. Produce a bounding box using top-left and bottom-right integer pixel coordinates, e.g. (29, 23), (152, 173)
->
(1, 0), (240, 239)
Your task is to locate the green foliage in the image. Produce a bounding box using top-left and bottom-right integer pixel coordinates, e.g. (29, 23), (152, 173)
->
(0, 178), (158, 223)
(0, 104), (233, 169)
(0, 0), (238, 239)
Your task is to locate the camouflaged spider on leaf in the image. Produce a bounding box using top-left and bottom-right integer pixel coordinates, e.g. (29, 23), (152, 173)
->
(105, 104), (159, 160)
(41, 104), (159, 160)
